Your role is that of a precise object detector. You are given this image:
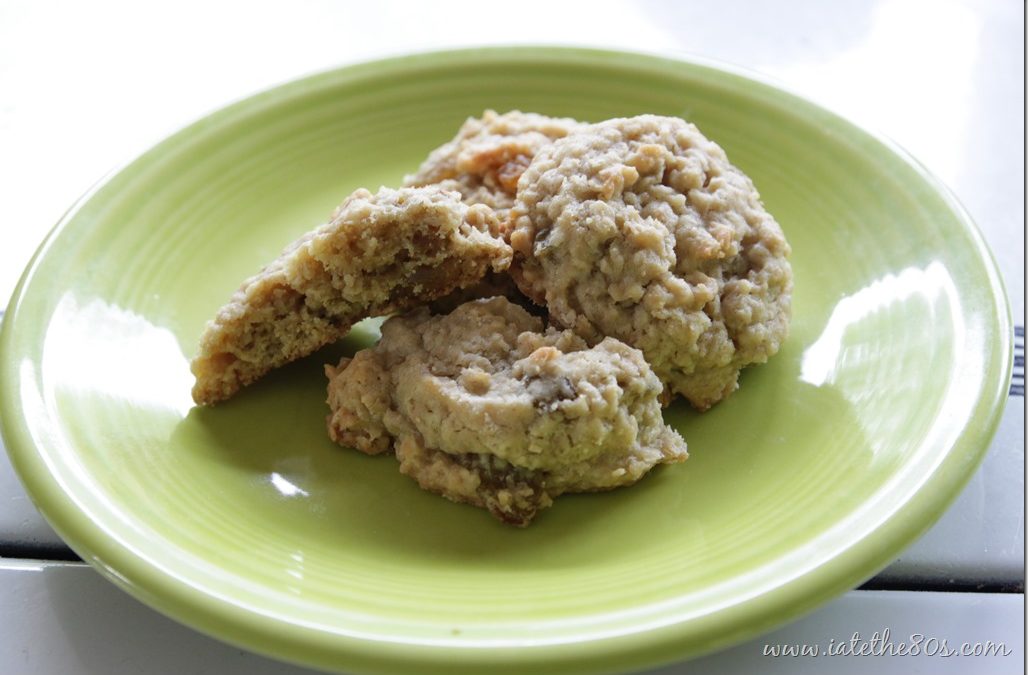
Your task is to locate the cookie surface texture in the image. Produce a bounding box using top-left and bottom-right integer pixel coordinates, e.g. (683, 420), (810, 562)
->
(510, 115), (792, 409)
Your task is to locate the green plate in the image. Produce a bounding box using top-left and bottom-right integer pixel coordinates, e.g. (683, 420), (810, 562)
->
(0, 47), (1012, 674)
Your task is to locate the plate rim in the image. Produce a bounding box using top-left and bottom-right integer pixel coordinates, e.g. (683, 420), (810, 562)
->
(0, 45), (1014, 675)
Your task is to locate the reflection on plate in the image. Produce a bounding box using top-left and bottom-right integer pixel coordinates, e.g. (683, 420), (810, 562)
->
(0, 48), (1011, 675)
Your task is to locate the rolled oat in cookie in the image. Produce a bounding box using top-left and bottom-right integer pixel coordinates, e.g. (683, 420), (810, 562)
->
(510, 115), (792, 410)
(404, 110), (584, 220)
(325, 296), (687, 526)
(191, 186), (511, 405)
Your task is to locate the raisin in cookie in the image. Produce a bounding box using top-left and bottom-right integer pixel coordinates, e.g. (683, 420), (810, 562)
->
(510, 115), (792, 410)
(404, 110), (583, 219)
(325, 297), (687, 526)
(191, 186), (511, 405)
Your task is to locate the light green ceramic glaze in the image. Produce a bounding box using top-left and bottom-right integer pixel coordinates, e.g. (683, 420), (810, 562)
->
(0, 48), (1012, 674)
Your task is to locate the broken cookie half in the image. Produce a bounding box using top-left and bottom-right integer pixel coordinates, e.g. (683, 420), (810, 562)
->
(191, 185), (512, 405)
(325, 296), (687, 526)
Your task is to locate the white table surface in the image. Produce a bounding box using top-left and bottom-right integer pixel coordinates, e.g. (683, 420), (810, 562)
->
(1, 1), (1023, 673)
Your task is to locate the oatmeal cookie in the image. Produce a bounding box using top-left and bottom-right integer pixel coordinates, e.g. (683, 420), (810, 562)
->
(325, 297), (687, 526)
(191, 186), (511, 405)
(404, 110), (584, 219)
(510, 115), (792, 410)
